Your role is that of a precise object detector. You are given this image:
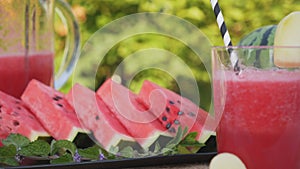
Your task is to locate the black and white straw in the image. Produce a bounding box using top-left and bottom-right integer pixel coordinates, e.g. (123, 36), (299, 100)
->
(210, 0), (240, 72)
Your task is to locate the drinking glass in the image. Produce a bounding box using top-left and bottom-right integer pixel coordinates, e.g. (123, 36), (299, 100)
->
(212, 46), (300, 169)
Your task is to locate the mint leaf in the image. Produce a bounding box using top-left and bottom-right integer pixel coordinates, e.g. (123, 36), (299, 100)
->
(19, 140), (50, 157)
(50, 153), (73, 164)
(0, 157), (19, 166)
(2, 134), (30, 148)
(166, 126), (187, 148)
(51, 140), (77, 156)
(179, 132), (205, 147)
(78, 145), (101, 160)
(182, 132), (198, 141)
(0, 144), (17, 157)
(177, 131), (206, 154)
(0, 144), (19, 166)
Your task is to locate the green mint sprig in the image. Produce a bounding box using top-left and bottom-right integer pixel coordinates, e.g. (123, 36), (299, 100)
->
(0, 127), (206, 167)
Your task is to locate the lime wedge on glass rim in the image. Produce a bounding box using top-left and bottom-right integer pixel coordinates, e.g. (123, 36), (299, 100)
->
(274, 11), (300, 68)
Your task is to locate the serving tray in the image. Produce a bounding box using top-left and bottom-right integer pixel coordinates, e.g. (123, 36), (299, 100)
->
(5, 152), (216, 169)
(5, 136), (217, 169)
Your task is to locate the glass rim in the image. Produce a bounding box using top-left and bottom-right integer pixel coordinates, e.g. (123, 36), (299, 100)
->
(212, 45), (300, 49)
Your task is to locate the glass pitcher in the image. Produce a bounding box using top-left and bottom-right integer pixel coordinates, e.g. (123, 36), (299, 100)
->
(0, 0), (80, 98)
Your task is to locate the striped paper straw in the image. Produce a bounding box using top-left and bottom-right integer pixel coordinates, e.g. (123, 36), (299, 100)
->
(210, 0), (240, 72)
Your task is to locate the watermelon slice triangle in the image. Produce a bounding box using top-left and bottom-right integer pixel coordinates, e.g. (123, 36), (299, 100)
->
(66, 83), (142, 151)
(21, 79), (87, 141)
(138, 80), (215, 143)
(0, 90), (49, 144)
(96, 78), (173, 150)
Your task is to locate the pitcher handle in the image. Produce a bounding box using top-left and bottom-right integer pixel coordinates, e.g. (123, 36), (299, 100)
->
(54, 0), (80, 89)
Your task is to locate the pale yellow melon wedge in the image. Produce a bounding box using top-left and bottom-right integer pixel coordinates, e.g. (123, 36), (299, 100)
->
(209, 153), (247, 169)
(274, 11), (300, 68)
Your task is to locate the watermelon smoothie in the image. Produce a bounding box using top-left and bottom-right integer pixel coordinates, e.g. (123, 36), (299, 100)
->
(214, 68), (300, 169)
(0, 52), (53, 98)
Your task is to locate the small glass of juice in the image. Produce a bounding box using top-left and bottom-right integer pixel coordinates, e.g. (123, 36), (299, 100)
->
(212, 46), (300, 169)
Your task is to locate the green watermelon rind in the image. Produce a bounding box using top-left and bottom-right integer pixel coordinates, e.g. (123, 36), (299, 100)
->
(237, 25), (277, 68)
(238, 25), (277, 47)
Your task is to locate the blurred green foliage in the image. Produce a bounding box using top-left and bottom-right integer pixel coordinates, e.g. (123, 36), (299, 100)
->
(55, 0), (300, 111)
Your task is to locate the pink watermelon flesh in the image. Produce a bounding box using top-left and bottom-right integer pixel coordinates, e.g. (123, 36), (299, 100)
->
(138, 80), (214, 143)
(65, 84), (142, 151)
(21, 79), (87, 141)
(0, 90), (49, 145)
(96, 78), (173, 150)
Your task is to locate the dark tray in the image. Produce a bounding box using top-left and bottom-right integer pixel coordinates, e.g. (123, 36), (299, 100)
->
(4, 136), (217, 169)
(5, 152), (216, 169)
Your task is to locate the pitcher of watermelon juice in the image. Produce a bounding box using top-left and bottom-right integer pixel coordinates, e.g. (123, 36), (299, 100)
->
(212, 46), (300, 169)
(0, 0), (80, 98)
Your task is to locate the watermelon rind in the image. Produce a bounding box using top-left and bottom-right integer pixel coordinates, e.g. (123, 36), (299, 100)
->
(66, 83), (140, 152)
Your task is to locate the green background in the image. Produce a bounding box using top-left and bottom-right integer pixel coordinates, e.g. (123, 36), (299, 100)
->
(55, 0), (300, 111)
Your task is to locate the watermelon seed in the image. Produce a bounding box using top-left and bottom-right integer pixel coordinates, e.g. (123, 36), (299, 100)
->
(174, 119), (180, 125)
(57, 103), (63, 107)
(15, 101), (20, 104)
(188, 112), (196, 117)
(6, 126), (12, 131)
(169, 100), (175, 104)
(13, 120), (20, 126)
(177, 100), (181, 104)
(53, 95), (63, 101)
(162, 116), (167, 121)
(166, 123), (172, 129)
(12, 112), (19, 116)
(28, 115), (34, 119)
(166, 107), (170, 113)
(169, 127), (176, 133)
(95, 115), (100, 120)
(16, 106), (21, 110)
(178, 111), (184, 115)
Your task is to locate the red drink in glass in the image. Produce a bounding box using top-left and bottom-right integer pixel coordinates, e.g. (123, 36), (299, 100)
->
(212, 46), (300, 169)
(216, 69), (300, 169)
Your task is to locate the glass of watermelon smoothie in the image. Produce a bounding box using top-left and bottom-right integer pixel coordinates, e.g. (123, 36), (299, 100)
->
(0, 0), (80, 98)
(212, 46), (300, 169)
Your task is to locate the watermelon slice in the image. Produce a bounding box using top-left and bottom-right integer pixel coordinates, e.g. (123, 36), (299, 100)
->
(21, 79), (87, 141)
(138, 80), (214, 143)
(0, 90), (49, 145)
(65, 84), (141, 151)
(96, 78), (172, 150)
